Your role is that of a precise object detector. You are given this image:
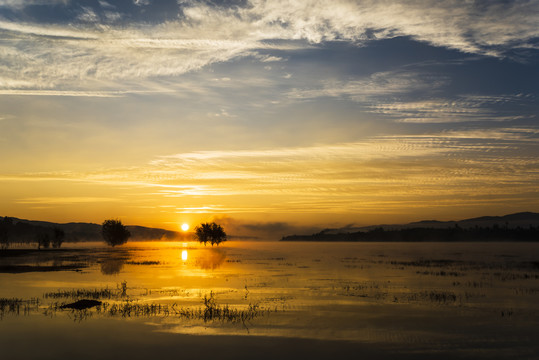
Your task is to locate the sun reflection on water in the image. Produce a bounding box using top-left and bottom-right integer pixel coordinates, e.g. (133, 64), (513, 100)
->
(181, 250), (188, 261)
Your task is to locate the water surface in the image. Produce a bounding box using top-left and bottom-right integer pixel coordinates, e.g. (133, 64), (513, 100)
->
(1, 241), (538, 359)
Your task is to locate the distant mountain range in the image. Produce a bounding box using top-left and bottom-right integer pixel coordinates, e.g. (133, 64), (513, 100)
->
(3, 217), (182, 242)
(3, 212), (539, 243)
(282, 212), (539, 242)
(324, 212), (539, 233)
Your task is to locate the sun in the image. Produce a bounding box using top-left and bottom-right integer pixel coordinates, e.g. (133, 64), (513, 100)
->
(181, 223), (189, 231)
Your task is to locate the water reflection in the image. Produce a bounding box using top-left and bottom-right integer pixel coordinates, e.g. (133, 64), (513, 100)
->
(100, 259), (124, 275)
(181, 250), (188, 261)
(195, 248), (227, 270)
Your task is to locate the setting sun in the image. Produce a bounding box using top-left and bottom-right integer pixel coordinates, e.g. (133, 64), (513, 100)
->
(181, 223), (189, 231)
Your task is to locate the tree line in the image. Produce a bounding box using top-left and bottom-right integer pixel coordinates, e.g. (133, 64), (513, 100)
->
(1, 217), (64, 250)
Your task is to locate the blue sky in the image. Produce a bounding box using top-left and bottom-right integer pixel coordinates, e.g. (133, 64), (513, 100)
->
(0, 0), (538, 234)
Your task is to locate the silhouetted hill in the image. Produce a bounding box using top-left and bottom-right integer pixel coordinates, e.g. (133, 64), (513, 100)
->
(2, 217), (181, 242)
(353, 212), (539, 232)
(282, 212), (539, 242)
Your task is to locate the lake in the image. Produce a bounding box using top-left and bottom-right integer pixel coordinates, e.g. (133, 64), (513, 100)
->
(1, 241), (538, 359)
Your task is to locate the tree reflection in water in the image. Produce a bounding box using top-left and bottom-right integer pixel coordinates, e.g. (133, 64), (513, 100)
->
(100, 259), (125, 275)
(195, 248), (227, 270)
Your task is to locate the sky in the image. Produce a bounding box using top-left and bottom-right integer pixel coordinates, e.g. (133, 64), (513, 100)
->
(0, 0), (538, 236)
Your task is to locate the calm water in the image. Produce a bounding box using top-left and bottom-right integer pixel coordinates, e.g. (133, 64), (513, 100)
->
(1, 241), (538, 359)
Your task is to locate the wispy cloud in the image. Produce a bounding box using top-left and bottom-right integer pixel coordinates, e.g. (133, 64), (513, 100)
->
(370, 94), (536, 123)
(1, 126), (537, 223)
(288, 70), (448, 101)
(16, 197), (118, 205)
(0, 89), (138, 97)
(0, 0), (537, 95)
(4, 128), (537, 206)
(288, 68), (536, 123)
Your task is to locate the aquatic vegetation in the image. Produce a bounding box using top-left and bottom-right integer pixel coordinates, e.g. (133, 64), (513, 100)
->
(416, 270), (464, 277)
(125, 261), (161, 265)
(23, 289), (272, 325)
(43, 288), (115, 300)
(0, 298), (40, 317)
(87, 292), (270, 324)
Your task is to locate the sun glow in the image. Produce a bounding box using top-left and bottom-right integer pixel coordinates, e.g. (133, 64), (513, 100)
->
(181, 223), (189, 231)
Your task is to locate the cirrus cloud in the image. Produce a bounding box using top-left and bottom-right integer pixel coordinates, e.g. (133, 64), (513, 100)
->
(0, 0), (537, 95)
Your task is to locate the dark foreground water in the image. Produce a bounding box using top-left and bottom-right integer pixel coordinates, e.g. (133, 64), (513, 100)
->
(1, 241), (538, 359)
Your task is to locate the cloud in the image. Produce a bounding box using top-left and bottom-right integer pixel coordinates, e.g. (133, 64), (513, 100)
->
(208, 109), (237, 118)
(16, 197), (119, 205)
(175, 0), (539, 55)
(133, 0), (149, 6)
(0, 89), (133, 97)
(0, 0), (68, 8)
(0, 0), (537, 95)
(370, 94), (537, 123)
(2, 127), (537, 218)
(288, 68), (536, 123)
(288, 70), (448, 101)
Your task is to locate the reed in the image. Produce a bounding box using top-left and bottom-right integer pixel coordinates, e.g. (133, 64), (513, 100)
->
(93, 291), (270, 323)
(0, 298), (40, 317)
(43, 288), (114, 300)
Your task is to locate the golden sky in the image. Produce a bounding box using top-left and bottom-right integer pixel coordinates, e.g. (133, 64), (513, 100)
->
(0, 1), (538, 235)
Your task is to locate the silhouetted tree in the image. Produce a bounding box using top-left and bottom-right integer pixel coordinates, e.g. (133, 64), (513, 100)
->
(101, 219), (130, 247)
(195, 222), (227, 246)
(52, 227), (65, 248)
(36, 232), (51, 250)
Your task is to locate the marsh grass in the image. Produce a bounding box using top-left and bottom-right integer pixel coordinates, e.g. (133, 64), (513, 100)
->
(452, 281), (493, 288)
(41, 290), (271, 325)
(43, 281), (128, 300)
(493, 272), (539, 281)
(0, 298), (40, 318)
(43, 288), (115, 300)
(93, 291), (270, 324)
(417, 270), (464, 277)
(390, 290), (460, 305)
(513, 287), (539, 295)
(125, 261), (161, 265)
